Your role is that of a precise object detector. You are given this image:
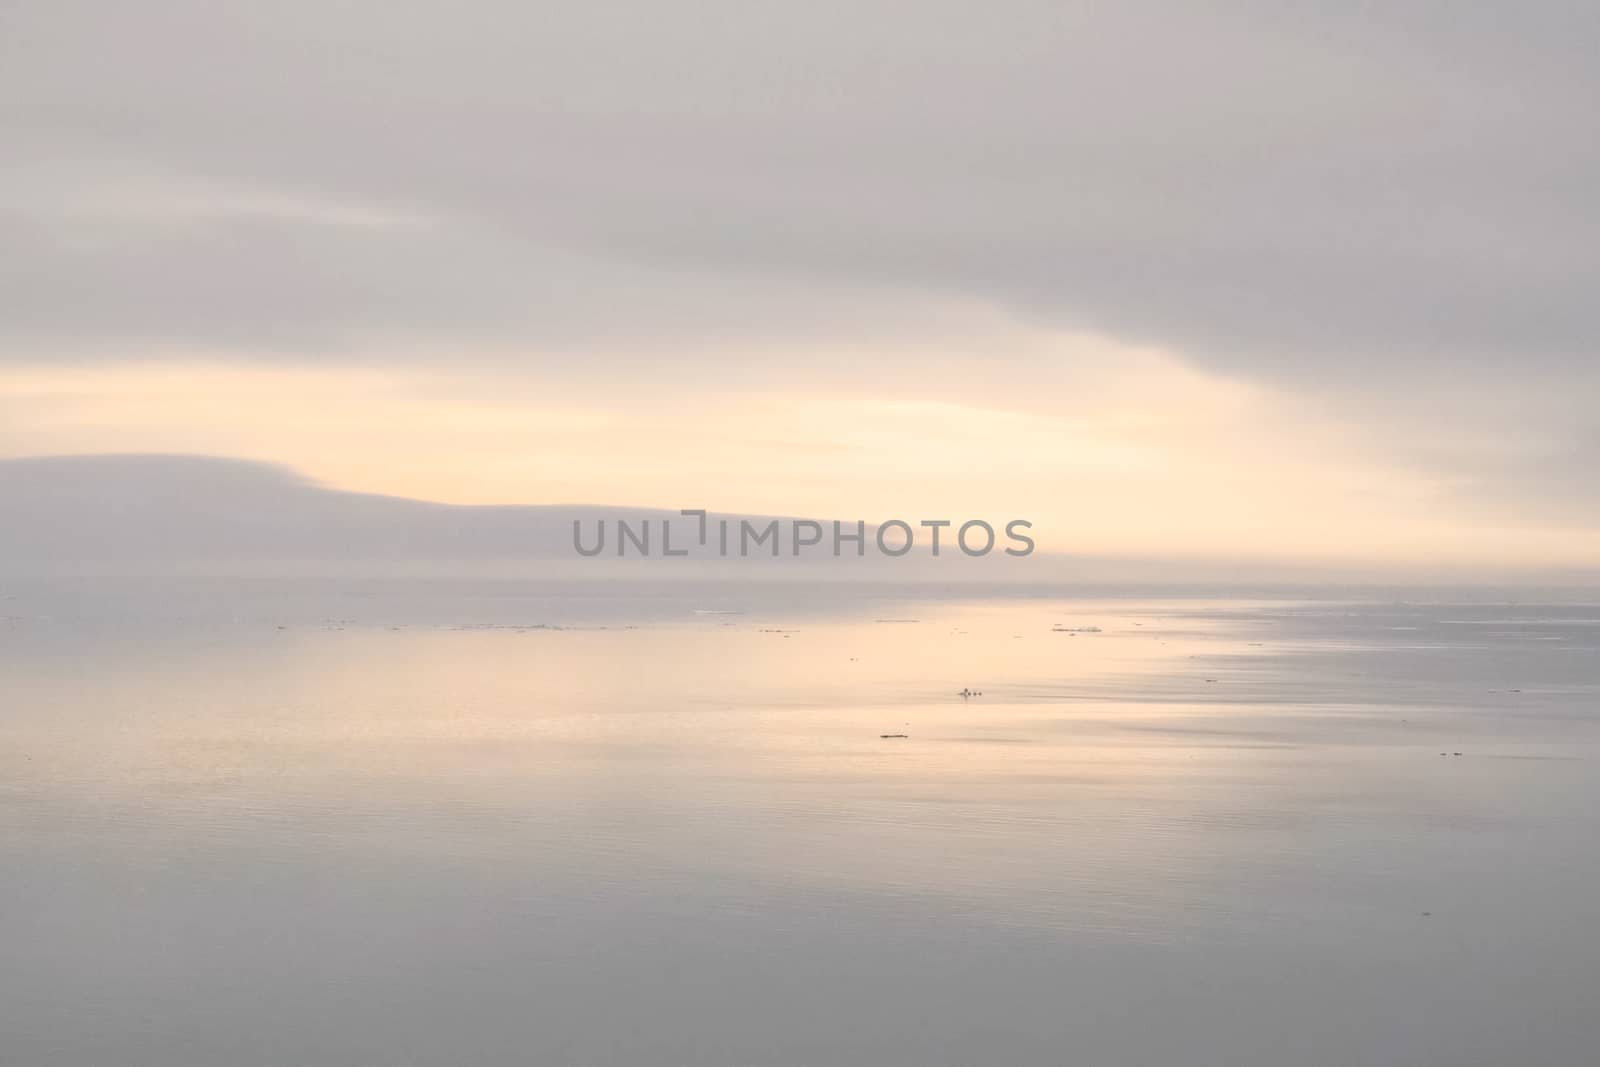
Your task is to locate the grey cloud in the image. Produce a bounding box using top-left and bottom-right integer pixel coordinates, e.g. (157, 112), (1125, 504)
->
(0, 454), (1038, 577)
(7, 454), (1579, 583)
(0, 177), (980, 367)
(0, 453), (675, 568)
(3, 0), (1597, 381)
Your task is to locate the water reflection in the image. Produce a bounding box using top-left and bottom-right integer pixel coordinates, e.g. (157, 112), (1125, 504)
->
(4, 583), (1599, 1065)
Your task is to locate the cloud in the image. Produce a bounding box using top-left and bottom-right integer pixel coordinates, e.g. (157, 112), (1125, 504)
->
(3, 0), (1596, 383)
(3, 2), (1597, 561)
(0, 453), (1059, 578)
(5, 453), (1593, 582)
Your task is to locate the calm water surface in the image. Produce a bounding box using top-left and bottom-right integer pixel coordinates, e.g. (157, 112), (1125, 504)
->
(4, 581), (1599, 1065)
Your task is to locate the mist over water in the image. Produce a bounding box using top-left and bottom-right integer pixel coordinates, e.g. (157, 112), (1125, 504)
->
(5, 579), (1599, 1065)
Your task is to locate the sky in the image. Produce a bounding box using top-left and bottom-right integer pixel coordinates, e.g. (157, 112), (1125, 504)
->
(3, 1), (1597, 571)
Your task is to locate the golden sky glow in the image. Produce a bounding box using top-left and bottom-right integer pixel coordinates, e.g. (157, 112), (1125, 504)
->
(5, 331), (1595, 569)
(6, 0), (1598, 578)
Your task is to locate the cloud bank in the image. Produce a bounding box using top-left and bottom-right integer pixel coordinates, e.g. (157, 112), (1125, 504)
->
(3, 2), (1596, 564)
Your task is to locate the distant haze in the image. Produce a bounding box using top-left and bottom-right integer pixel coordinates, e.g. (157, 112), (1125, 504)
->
(3, 455), (1595, 588)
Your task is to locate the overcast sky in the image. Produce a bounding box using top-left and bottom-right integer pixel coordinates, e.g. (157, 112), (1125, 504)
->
(3, 2), (1596, 568)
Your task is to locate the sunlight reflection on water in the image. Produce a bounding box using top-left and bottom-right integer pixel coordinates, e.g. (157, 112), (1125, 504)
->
(4, 581), (1599, 1065)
